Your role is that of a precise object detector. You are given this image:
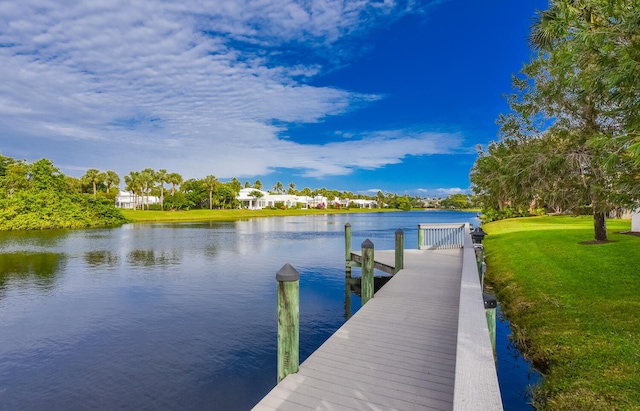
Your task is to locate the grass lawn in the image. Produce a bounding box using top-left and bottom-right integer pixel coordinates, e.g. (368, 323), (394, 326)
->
(120, 207), (398, 222)
(483, 216), (640, 410)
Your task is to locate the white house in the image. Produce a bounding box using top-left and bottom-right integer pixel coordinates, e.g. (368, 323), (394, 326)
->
(115, 191), (161, 209)
(351, 199), (377, 209)
(236, 188), (329, 210)
(237, 188), (271, 209)
(337, 198), (378, 209)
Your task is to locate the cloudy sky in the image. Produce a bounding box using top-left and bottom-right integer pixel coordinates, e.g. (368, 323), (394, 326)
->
(0, 0), (547, 196)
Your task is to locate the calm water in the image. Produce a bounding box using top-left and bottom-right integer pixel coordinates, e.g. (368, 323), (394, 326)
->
(0, 211), (537, 410)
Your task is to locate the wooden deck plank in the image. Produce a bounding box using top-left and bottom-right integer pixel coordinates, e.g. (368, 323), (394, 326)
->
(254, 236), (503, 411)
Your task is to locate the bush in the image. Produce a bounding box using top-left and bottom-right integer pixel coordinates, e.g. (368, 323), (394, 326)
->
(480, 207), (531, 223)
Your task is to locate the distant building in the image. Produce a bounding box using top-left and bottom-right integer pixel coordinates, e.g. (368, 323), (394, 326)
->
(115, 191), (161, 209)
(236, 188), (328, 210)
(351, 199), (377, 209)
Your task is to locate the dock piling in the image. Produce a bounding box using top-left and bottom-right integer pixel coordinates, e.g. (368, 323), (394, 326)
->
(345, 223), (352, 275)
(483, 292), (498, 355)
(395, 228), (404, 273)
(361, 239), (374, 305)
(276, 263), (300, 383)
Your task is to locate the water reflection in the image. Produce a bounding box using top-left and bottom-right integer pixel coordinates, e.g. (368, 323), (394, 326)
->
(0, 228), (69, 251)
(126, 249), (183, 267)
(84, 251), (120, 268)
(343, 275), (392, 319)
(0, 252), (65, 291)
(0, 211), (481, 410)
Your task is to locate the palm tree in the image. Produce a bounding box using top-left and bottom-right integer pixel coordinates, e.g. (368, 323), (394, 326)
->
(104, 170), (120, 194)
(203, 175), (219, 210)
(287, 182), (296, 194)
(124, 171), (142, 210)
(82, 168), (105, 199)
(140, 168), (156, 210)
(167, 172), (183, 196)
(156, 169), (167, 210)
(253, 179), (263, 190)
(273, 181), (284, 193)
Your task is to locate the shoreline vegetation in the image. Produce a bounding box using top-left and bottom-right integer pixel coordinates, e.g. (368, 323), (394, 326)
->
(483, 216), (639, 411)
(1, 153), (480, 230)
(120, 207), (398, 223)
(120, 207), (480, 223)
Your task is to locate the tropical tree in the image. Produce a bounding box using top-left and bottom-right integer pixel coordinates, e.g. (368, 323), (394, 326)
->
(228, 178), (242, 195)
(167, 172), (183, 196)
(287, 182), (297, 194)
(1, 160), (28, 198)
(203, 175), (219, 210)
(82, 168), (105, 199)
(253, 179), (263, 190)
(156, 169), (167, 210)
(140, 168), (156, 210)
(104, 170), (120, 194)
(124, 171), (143, 210)
(491, 0), (640, 241)
(272, 181), (284, 194)
(218, 182), (238, 209)
(181, 178), (208, 208)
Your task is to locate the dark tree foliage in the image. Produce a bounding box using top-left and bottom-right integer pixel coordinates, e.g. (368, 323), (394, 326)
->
(0, 155), (128, 230)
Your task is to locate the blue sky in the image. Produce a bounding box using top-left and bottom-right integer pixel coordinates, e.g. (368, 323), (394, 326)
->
(0, 0), (547, 197)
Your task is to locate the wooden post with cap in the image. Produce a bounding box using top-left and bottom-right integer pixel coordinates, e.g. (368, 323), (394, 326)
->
(395, 228), (404, 273)
(361, 239), (374, 305)
(276, 263), (299, 383)
(345, 223), (352, 275)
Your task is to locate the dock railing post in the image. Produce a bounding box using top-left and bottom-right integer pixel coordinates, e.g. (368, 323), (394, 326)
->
(395, 228), (404, 273)
(361, 239), (374, 305)
(418, 224), (425, 249)
(345, 223), (352, 275)
(276, 263), (300, 383)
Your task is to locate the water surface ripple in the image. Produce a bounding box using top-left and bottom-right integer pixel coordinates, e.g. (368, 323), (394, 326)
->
(0, 211), (533, 410)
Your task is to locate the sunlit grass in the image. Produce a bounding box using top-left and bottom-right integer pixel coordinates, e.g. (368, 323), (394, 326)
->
(483, 216), (640, 410)
(120, 207), (398, 222)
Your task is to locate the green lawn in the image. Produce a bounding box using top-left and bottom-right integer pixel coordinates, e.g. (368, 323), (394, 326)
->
(120, 207), (396, 222)
(483, 216), (640, 410)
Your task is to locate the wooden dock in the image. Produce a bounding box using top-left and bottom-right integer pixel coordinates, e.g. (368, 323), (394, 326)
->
(253, 225), (502, 410)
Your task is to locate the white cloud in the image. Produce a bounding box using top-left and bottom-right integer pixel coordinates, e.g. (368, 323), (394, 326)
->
(0, 0), (454, 181)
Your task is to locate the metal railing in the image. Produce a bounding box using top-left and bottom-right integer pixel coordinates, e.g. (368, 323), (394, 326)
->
(418, 223), (468, 249)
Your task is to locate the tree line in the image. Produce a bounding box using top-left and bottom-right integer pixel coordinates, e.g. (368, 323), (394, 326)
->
(471, 0), (640, 241)
(79, 167), (447, 211)
(0, 152), (474, 230)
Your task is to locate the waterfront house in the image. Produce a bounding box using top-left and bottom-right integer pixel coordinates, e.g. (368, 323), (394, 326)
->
(115, 191), (161, 209)
(236, 188), (328, 210)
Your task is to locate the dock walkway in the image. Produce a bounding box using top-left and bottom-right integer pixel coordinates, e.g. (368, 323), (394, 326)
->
(253, 226), (502, 410)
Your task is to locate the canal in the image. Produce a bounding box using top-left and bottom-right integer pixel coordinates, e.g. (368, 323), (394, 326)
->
(0, 211), (538, 410)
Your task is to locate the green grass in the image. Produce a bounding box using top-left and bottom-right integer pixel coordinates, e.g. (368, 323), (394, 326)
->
(120, 207), (397, 222)
(483, 216), (640, 410)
